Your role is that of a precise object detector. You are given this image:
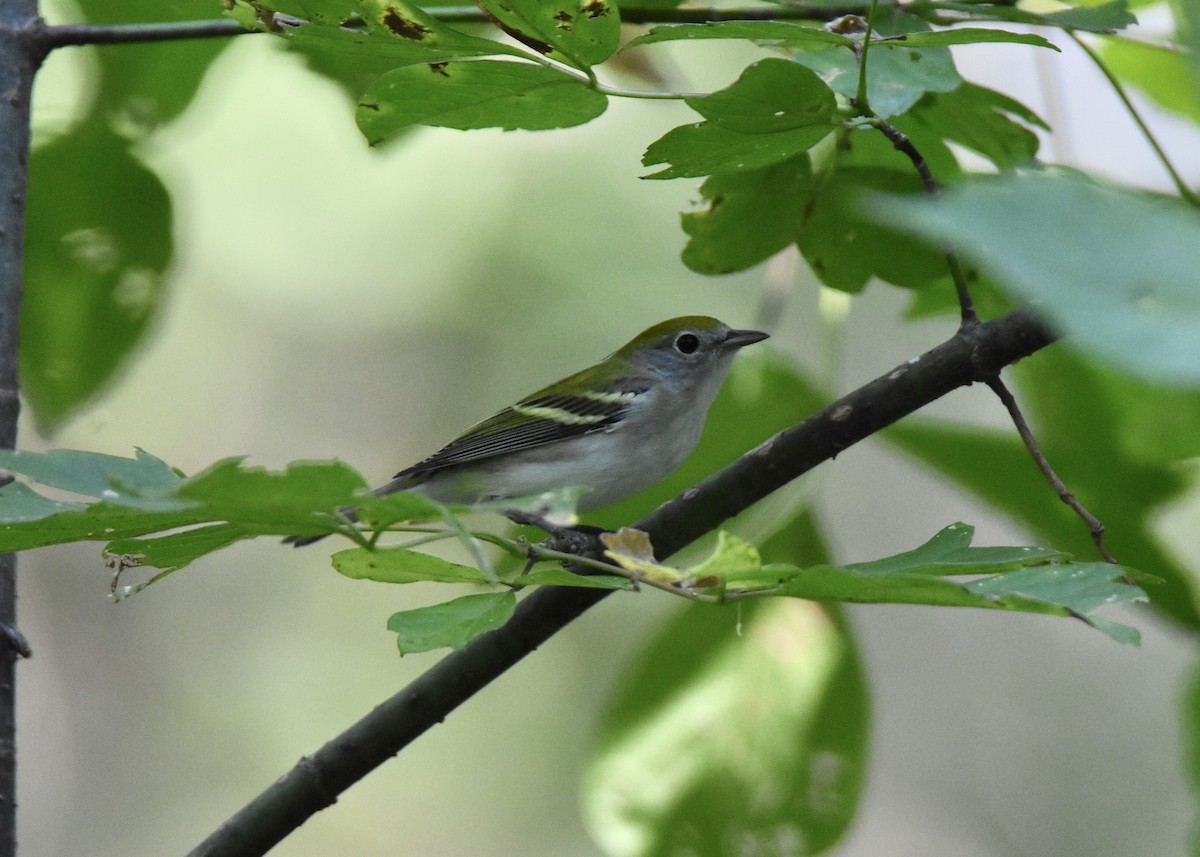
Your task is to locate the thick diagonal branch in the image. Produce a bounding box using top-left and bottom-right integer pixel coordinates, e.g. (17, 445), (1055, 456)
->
(188, 307), (1056, 857)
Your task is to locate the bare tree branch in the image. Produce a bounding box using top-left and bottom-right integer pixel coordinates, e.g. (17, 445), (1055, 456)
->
(0, 2), (41, 856)
(187, 307), (1056, 857)
(34, 17), (247, 48)
(32, 4), (866, 50)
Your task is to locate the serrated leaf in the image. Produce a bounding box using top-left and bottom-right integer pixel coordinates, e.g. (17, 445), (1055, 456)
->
(0, 452), (380, 575)
(0, 448), (181, 503)
(333, 545), (489, 583)
(356, 60), (607, 141)
(476, 0), (619, 68)
(386, 591), (516, 654)
(584, 599), (868, 857)
(624, 20), (852, 49)
(178, 459), (367, 517)
(885, 346), (1200, 631)
(881, 28), (1059, 50)
(681, 158), (810, 275)
(770, 525), (1145, 644)
(845, 522), (1065, 576)
(870, 171), (1200, 382)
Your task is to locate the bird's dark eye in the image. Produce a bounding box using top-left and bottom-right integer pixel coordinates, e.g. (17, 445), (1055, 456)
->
(674, 332), (700, 354)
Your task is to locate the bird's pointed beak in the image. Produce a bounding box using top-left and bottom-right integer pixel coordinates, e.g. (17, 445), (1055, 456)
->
(723, 328), (770, 349)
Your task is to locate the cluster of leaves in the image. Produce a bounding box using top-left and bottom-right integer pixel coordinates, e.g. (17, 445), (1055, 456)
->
(23, 0), (1200, 854)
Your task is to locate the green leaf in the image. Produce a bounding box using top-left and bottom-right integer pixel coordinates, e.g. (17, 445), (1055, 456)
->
(947, 0), (1136, 33)
(901, 83), (1046, 168)
(684, 58), (836, 134)
(0, 452), (378, 572)
(1101, 38), (1200, 123)
(24, 126), (172, 431)
(1039, 0), (1137, 32)
(624, 20), (852, 50)
(584, 599), (868, 857)
(772, 525), (1145, 644)
(642, 121), (832, 179)
(333, 545), (490, 583)
(0, 482), (86, 524)
(105, 523), (249, 585)
(75, 0), (231, 135)
(845, 522), (1065, 576)
(881, 28), (1059, 50)
(793, 34), (960, 118)
(356, 60), (607, 141)
(797, 165), (949, 292)
(777, 561), (1143, 644)
(871, 171), (1200, 383)
(884, 347), (1200, 631)
(181, 457), (364, 506)
(352, 490), (448, 530)
(475, 0), (620, 68)
(280, 0), (532, 91)
(0, 448), (181, 503)
(386, 591), (516, 654)
(680, 158), (810, 275)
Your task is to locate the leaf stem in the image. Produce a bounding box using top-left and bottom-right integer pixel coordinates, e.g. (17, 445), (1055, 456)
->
(1069, 31), (1200, 208)
(854, 0), (881, 114)
(595, 84), (692, 100)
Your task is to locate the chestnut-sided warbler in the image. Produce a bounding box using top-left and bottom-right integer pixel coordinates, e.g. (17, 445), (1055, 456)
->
(289, 316), (767, 545)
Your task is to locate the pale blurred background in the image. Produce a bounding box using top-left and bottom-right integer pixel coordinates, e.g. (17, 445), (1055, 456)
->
(18, 11), (1200, 857)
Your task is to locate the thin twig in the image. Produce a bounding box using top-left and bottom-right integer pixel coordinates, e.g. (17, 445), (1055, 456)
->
(984, 375), (1117, 563)
(873, 119), (979, 327)
(872, 118), (1112, 563)
(1068, 31), (1200, 208)
(35, 4), (874, 50)
(36, 18), (250, 48)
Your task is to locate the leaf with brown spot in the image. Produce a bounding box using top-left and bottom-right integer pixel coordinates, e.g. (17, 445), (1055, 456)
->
(381, 6), (431, 40)
(476, 0), (619, 68)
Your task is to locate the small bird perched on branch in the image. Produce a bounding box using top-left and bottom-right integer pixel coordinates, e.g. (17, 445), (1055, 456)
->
(288, 316), (768, 546)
